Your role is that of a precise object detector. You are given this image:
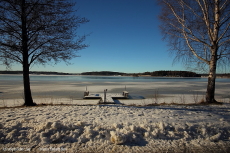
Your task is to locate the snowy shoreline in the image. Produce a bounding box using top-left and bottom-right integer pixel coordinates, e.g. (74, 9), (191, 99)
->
(1, 79), (230, 152)
(1, 93), (229, 107)
(1, 102), (230, 152)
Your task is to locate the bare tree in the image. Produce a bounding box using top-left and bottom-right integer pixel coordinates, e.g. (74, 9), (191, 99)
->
(158, 0), (230, 103)
(0, 0), (89, 106)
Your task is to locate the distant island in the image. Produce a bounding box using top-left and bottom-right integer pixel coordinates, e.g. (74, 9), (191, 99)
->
(81, 71), (125, 76)
(0, 71), (75, 75)
(1, 70), (230, 78)
(141, 71), (201, 77)
(81, 71), (230, 78)
(82, 70), (201, 77)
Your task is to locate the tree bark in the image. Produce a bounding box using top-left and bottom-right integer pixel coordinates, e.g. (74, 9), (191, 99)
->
(206, 49), (218, 103)
(22, 61), (35, 106)
(21, 0), (36, 106)
(205, 0), (220, 103)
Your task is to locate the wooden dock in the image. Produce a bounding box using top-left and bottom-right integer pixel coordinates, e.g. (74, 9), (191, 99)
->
(84, 91), (129, 103)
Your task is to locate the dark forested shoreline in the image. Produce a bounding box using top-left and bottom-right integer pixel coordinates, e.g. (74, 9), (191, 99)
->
(1, 70), (230, 78)
(0, 71), (72, 75)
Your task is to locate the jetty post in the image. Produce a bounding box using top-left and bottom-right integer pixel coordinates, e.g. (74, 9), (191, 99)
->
(84, 86), (89, 96)
(104, 89), (107, 103)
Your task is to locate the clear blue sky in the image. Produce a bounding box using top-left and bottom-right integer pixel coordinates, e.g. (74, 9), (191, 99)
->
(1, 0), (191, 73)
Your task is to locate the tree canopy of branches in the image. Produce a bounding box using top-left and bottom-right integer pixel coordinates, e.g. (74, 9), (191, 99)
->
(158, 0), (230, 103)
(0, 0), (89, 106)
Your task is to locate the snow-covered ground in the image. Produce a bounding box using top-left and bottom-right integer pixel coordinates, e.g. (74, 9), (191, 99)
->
(1, 79), (230, 152)
(1, 102), (230, 152)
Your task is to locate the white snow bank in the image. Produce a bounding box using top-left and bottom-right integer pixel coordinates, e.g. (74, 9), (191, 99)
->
(1, 104), (230, 152)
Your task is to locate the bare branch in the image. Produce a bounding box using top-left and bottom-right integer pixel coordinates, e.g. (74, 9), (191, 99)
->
(196, 0), (214, 43)
(218, 23), (230, 43)
(183, 30), (210, 64)
(0, 0), (89, 68)
(219, 36), (230, 47)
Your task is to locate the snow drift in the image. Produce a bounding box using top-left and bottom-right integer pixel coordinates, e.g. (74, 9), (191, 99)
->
(1, 104), (230, 152)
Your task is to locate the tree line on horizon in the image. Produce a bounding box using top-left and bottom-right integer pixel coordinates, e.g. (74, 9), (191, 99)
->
(81, 70), (201, 77)
(0, 71), (71, 75)
(142, 71), (201, 77)
(81, 71), (125, 76)
(1, 70), (230, 78)
(81, 70), (213, 77)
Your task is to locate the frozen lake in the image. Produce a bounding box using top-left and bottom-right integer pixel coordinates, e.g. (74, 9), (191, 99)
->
(0, 74), (221, 82)
(0, 75), (229, 100)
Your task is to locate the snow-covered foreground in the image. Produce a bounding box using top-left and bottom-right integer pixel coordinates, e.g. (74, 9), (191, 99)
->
(1, 103), (230, 152)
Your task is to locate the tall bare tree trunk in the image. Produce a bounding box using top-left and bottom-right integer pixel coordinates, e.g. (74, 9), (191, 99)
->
(22, 60), (35, 106)
(206, 48), (218, 103)
(21, 0), (35, 106)
(206, 0), (220, 103)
